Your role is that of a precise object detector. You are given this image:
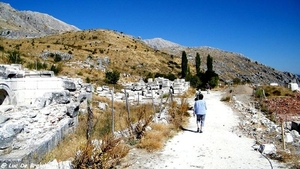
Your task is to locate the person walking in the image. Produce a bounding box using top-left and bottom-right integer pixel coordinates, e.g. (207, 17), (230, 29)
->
(195, 88), (201, 99)
(193, 93), (207, 133)
(206, 83), (210, 94)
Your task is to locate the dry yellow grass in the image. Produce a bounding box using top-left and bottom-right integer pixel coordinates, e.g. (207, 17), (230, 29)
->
(41, 96), (157, 163)
(150, 123), (173, 138)
(137, 123), (172, 151)
(262, 85), (294, 97)
(0, 29), (182, 81)
(167, 96), (191, 130)
(274, 148), (300, 168)
(41, 115), (88, 163)
(72, 134), (130, 169)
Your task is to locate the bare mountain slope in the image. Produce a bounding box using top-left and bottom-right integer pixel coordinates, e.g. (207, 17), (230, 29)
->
(143, 38), (185, 50)
(0, 2), (79, 39)
(143, 38), (300, 86)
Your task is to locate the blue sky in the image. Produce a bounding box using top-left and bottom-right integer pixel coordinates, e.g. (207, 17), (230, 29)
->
(3, 0), (300, 74)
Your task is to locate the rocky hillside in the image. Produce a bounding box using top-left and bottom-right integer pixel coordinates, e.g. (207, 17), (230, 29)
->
(0, 2), (299, 86)
(143, 38), (300, 86)
(0, 2), (80, 39)
(0, 29), (181, 84)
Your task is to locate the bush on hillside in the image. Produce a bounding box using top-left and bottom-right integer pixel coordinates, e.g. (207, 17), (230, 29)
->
(7, 50), (22, 64)
(105, 70), (120, 84)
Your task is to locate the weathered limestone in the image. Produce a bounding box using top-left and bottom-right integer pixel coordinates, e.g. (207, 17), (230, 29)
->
(288, 83), (299, 91)
(96, 77), (189, 105)
(0, 64), (91, 168)
(259, 144), (276, 155)
(233, 93), (300, 159)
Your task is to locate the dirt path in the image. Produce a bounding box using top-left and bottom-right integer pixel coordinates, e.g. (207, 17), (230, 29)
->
(120, 91), (286, 169)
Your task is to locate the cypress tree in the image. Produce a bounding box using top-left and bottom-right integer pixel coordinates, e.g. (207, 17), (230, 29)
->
(204, 54), (219, 88)
(207, 54), (213, 72)
(181, 51), (188, 78)
(195, 52), (201, 75)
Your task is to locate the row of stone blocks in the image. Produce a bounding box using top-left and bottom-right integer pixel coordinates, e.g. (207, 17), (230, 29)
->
(0, 117), (78, 169)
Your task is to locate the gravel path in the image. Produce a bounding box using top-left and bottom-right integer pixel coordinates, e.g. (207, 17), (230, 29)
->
(120, 91), (286, 169)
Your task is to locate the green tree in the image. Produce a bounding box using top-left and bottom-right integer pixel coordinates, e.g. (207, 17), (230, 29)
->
(233, 78), (241, 85)
(207, 54), (213, 72)
(203, 55), (219, 88)
(195, 52), (201, 75)
(7, 50), (22, 64)
(165, 73), (176, 81)
(105, 70), (120, 84)
(181, 51), (188, 78)
(209, 75), (219, 88)
(187, 74), (201, 89)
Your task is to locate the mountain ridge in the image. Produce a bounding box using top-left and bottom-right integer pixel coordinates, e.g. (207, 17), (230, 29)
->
(142, 37), (299, 85)
(0, 2), (80, 39)
(0, 2), (299, 86)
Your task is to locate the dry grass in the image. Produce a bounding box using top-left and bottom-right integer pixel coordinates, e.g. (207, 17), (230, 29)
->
(182, 87), (196, 98)
(0, 29), (181, 80)
(137, 123), (172, 151)
(41, 97), (156, 163)
(168, 96), (191, 129)
(40, 85), (191, 166)
(255, 85), (294, 99)
(41, 115), (88, 163)
(272, 149), (300, 168)
(72, 134), (130, 169)
(220, 95), (231, 102)
(138, 130), (164, 151)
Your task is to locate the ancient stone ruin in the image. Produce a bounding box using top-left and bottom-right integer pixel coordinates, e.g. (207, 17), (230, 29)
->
(0, 64), (91, 168)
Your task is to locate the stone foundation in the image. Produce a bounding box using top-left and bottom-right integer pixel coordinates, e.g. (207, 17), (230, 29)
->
(0, 116), (77, 169)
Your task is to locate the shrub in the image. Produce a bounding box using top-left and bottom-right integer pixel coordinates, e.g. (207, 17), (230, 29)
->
(254, 88), (265, 98)
(72, 134), (129, 169)
(50, 64), (63, 75)
(86, 77), (91, 83)
(233, 78), (241, 85)
(26, 60), (47, 70)
(54, 54), (62, 62)
(168, 97), (190, 129)
(220, 96), (231, 102)
(105, 70), (120, 84)
(7, 50), (22, 64)
(134, 105), (154, 139)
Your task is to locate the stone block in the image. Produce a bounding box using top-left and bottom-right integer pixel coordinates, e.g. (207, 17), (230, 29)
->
(259, 144), (276, 155)
(285, 133), (294, 143)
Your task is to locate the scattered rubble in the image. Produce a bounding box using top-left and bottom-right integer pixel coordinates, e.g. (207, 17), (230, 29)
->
(0, 64), (91, 168)
(229, 85), (300, 164)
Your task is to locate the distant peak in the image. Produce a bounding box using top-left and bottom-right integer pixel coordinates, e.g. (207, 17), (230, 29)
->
(142, 38), (184, 50)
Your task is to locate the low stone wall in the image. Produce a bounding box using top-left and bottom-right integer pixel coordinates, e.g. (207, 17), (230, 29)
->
(2, 77), (70, 106)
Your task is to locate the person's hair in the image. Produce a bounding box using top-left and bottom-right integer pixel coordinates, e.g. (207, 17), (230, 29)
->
(198, 93), (204, 100)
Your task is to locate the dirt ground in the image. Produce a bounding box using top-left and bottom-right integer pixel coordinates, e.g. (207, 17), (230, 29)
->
(116, 87), (287, 169)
